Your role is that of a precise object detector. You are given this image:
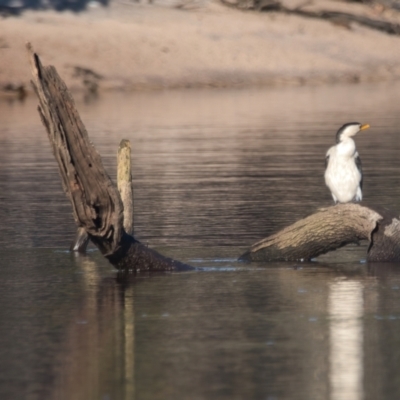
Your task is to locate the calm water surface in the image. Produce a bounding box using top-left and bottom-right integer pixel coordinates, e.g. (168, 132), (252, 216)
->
(1, 83), (400, 399)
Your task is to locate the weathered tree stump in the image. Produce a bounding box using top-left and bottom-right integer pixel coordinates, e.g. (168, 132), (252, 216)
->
(70, 138), (135, 253)
(27, 43), (192, 272)
(240, 204), (400, 262)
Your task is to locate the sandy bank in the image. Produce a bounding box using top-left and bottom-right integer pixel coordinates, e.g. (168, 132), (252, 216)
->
(1, 0), (400, 97)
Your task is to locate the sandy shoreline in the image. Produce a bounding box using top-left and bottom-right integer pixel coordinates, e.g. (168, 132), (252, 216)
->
(1, 0), (400, 98)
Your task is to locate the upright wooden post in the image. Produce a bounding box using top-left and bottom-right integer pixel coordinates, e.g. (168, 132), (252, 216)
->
(117, 139), (134, 236)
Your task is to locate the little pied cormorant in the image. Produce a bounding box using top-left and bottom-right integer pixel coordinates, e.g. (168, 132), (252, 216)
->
(324, 122), (370, 204)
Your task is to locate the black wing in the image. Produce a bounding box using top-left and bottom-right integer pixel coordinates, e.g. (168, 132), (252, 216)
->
(355, 153), (363, 190)
(325, 154), (330, 171)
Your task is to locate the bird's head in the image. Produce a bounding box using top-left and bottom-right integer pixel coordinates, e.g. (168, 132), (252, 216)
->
(336, 122), (370, 143)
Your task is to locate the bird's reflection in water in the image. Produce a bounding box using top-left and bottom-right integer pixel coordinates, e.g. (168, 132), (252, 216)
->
(329, 279), (364, 400)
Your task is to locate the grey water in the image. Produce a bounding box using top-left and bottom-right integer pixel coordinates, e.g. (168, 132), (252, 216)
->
(1, 82), (400, 400)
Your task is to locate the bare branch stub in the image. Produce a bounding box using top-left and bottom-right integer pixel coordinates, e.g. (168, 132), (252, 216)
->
(117, 139), (134, 236)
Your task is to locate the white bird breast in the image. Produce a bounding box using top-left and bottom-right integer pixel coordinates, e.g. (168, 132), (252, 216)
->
(325, 140), (362, 203)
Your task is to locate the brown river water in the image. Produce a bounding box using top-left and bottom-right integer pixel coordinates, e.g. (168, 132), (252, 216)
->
(1, 82), (400, 400)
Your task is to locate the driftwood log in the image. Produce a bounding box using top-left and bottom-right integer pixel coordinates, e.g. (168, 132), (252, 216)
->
(240, 204), (400, 262)
(221, 0), (400, 36)
(28, 44), (192, 272)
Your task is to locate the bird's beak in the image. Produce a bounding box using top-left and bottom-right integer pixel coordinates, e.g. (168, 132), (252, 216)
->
(360, 124), (370, 131)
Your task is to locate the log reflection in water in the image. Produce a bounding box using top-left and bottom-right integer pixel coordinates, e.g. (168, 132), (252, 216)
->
(51, 255), (135, 400)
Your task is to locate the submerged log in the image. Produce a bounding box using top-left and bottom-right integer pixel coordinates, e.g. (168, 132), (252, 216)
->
(240, 204), (400, 262)
(27, 43), (192, 272)
(240, 204), (380, 261)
